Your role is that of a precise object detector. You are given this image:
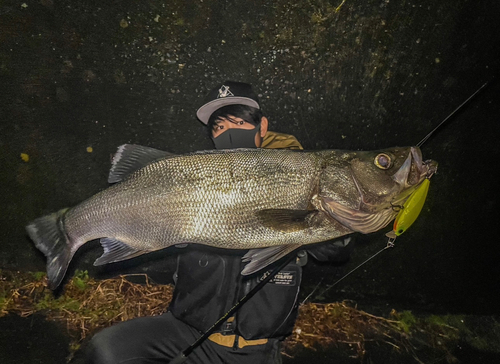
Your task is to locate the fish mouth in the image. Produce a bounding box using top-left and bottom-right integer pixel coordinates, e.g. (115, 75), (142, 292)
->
(387, 147), (438, 213)
(321, 147), (438, 234)
(392, 147), (437, 188)
(352, 147), (437, 213)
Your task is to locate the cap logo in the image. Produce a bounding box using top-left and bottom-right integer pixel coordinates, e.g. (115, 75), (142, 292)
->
(218, 85), (234, 98)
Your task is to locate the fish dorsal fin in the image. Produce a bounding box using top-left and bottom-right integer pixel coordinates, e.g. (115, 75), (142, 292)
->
(94, 237), (148, 265)
(256, 209), (317, 232)
(108, 144), (176, 183)
(241, 244), (302, 275)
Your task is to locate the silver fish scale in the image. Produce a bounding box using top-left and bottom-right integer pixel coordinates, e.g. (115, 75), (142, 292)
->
(64, 149), (328, 252)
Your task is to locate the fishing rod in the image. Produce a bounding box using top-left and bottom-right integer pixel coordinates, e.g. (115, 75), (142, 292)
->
(387, 81), (491, 238)
(416, 81), (490, 148)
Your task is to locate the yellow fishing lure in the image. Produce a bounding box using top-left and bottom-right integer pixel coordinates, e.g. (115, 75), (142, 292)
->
(385, 178), (430, 242)
(391, 178), (430, 237)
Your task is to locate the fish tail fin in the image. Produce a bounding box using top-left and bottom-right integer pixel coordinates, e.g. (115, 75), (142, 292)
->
(26, 208), (75, 290)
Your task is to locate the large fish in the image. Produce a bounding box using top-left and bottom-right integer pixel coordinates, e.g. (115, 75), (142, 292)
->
(26, 145), (437, 289)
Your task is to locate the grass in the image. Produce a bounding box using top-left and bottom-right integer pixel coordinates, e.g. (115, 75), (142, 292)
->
(1, 269), (498, 363)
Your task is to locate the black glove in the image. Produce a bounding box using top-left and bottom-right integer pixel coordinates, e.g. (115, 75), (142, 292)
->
(305, 236), (355, 264)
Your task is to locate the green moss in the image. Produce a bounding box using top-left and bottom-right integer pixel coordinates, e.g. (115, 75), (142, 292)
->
(31, 271), (47, 281)
(30, 271), (93, 312)
(35, 290), (80, 311)
(426, 314), (461, 328)
(395, 310), (417, 333)
(72, 270), (90, 291)
(462, 317), (500, 352)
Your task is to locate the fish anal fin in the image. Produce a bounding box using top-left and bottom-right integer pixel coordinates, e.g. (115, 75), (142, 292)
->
(256, 209), (317, 232)
(241, 244), (302, 275)
(94, 238), (148, 266)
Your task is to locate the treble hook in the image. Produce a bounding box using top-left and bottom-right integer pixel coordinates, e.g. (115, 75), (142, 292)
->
(390, 203), (404, 212)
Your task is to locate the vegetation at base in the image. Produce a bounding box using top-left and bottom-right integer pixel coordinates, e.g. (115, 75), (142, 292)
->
(1, 269), (499, 363)
(0, 269), (173, 361)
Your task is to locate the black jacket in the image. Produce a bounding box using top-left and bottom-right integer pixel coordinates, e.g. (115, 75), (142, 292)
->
(169, 246), (302, 340)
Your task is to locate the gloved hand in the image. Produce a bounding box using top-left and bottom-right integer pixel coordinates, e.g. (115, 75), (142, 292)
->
(296, 236), (355, 266)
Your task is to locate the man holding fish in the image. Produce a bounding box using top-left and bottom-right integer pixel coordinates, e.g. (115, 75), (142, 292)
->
(27, 81), (436, 363)
(82, 81), (354, 363)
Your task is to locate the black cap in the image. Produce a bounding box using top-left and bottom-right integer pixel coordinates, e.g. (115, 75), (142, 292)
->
(196, 81), (260, 124)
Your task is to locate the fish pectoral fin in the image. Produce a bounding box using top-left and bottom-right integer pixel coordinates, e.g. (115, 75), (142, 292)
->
(256, 209), (317, 232)
(94, 238), (148, 265)
(241, 244), (302, 275)
(108, 144), (176, 183)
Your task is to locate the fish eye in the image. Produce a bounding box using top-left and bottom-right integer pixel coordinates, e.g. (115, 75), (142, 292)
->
(374, 153), (393, 169)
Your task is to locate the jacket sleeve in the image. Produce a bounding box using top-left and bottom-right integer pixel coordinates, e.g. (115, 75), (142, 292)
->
(261, 131), (303, 150)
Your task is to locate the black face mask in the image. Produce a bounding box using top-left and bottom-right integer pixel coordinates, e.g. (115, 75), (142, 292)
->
(212, 124), (261, 150)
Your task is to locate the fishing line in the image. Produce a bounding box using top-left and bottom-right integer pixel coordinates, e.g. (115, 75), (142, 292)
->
(301, 240), (395, 305)
(416, 81), (490, 148)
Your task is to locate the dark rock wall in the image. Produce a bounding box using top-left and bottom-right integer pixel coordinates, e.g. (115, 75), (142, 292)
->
(1, 0), (499, 313)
